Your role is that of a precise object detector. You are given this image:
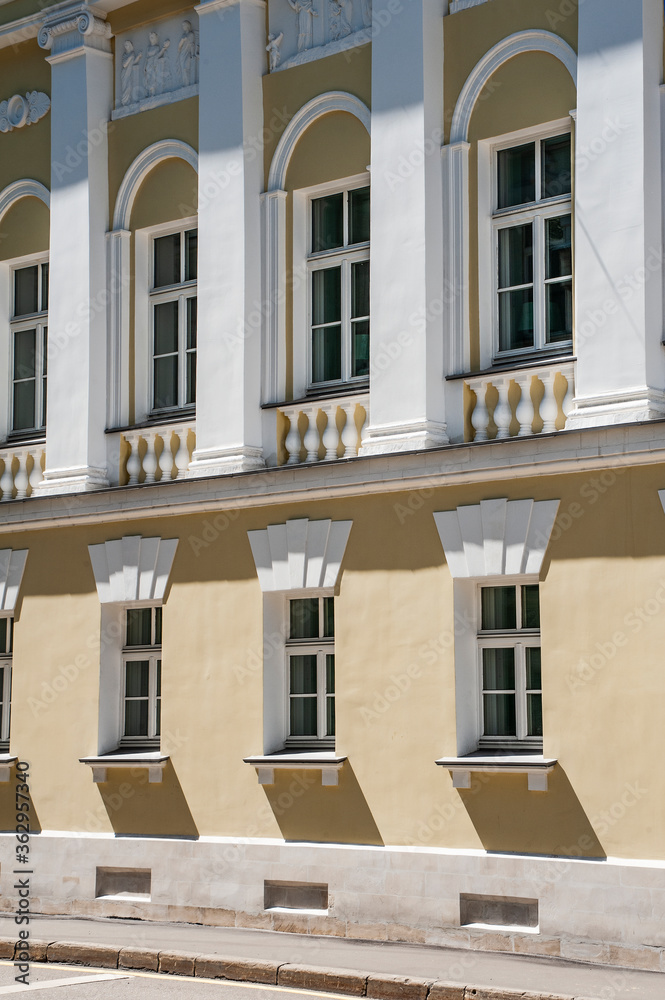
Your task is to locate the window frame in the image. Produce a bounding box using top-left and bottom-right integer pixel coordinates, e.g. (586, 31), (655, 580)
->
(476, 581), (542, 751)
(120, 604), (162, 748)
(477, 118), (574, 370)
(8, 253), (48, 439)
(284, 595), (335, 748)
(292, 173), (370, 399)
(0, 617), (13, 748)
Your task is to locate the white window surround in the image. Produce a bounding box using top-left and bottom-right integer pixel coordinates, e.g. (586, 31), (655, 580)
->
(292, 172), (370, 400)
(433, 498), (559, 791)
(245, 517), (352, 785)
(477, 119), (573, 371)
(134, 216), (198, 425)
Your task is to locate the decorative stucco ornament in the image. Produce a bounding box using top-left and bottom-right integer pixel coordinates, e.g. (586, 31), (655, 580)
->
(0, 92), (50, 133)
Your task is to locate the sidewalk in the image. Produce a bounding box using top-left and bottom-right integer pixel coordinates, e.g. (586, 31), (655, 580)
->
(0, 914), (662, 1000)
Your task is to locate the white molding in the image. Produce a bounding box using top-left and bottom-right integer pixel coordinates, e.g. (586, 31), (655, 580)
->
(248, 517), (352, 592)
(0, 92), (50, 133)
(0, 179), (50, 223)
(106, 230), (131, 429)
(449, 0), (488, 10)
(111, 85), (199, 121)
(277, 27), (371, 72)
(0, 549), (28, 611)
(113, 140), (198, 232)
(450, 31), (577, 146)
(87, 535), (178, 604)
(433, 498), (560, 579)
(442, 141), (470, 375)
(261, 190), (287, 403)
(267, 92), (371, 192)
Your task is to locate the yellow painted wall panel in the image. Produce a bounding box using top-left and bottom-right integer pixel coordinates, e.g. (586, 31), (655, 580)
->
(0, 196), (48, 261)
(0, 41), (50, 194)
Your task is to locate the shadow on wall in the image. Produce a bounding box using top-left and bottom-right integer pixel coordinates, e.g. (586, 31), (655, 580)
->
(97, 762), (198, 838)
(0, 772), (42, 834)
(261, 763), (384, 846)
(458, 766), (605, 858)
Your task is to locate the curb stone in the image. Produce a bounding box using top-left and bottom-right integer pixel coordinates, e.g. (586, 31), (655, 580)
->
(0, 937), (598, 1000)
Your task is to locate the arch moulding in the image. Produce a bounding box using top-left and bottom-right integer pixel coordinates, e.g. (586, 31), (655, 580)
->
(113, 139), (198, 232)
(0, 179), (50, 224)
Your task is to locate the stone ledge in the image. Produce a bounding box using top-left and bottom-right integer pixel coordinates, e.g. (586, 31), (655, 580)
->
(119, 946), (159, 972)
(158, 950), (197, 976)
(367, 974), (433, 1000)
(195, 955), (280, 984)
(278, 964), (367, 995)
(45, 941), (119, 968)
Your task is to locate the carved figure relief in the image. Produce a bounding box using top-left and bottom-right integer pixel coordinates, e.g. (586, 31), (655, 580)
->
(121, 40), (142, 106)
(266, 32), (284, 72)
(329, 0), (352, 40)
(0, 92), (50, 133)
(144, 31), (171, 97)
(115, 12), (199, 114)
(177, 21), (198, 87)
(287, 0), (318, 52)
(361, 0), (371, 27)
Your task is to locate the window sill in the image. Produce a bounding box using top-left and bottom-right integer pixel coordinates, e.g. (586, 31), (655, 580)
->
(106, 411), (195, 435)
(2, 433), (46, 448)
(262, 385), (369, 410)
(79, 751), (169, 784)
(435, 754), (557, 792)
(446, 354), (575, 382)
(243, 751), (347, 786)
(0, 754), (17, 782)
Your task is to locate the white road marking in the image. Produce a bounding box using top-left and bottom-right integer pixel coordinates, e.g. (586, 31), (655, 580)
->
(0, 973), (130, 993)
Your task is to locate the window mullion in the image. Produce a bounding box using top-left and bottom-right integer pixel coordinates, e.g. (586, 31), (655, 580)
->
(342, 258), (351, 382)
(149, 654), (157, 739)
(534, 216), (545, 350)
(515, 642), (526, 740)
(179, 293), (186, 408)
(318, 650), (326, 739)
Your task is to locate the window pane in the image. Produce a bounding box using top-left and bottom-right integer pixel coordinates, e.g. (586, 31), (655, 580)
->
(156, 660), (162, 696)
(526, 647), (542, 689)
(547, 281), (573, 344)
(154, 233), (180, 287)
(326, 696), (335, 737)
(185, 229), (197, 282)
(126, 609), (152, 646)
(312, 193), (343, 252)
(154, 356), (178, 410)
(0, 619), (7, 654)
(186, 353), (196, 407)
(527, 693), (543, 737)
(153, 301), (179, 356)
(290, 655), (317, 693)
(154, 607), (162, 645)
(521, 585), (540, 629)
(312, 268), (341, 325)
(352, 320), (370, 379)
(290, 697), (317, 737)
(312, 326), (342, 383)
(7, 619), (12, 655)
(482, 647), (515, 690)
(499, 288), (534, 352)
(290, 599), (319, 639)
(155, 697), (161, 737)
(542, 135), (571, 199)
(499, 225), (533, 289)
(124, 698), (148, 738)
(186, 297), (197, 350)
(13, 380), (35, 432)
(483, 693), (516, 736)
(326, 653), (335, 693)
(497, 143), (535, 209)
(546, 216), (572, 279)
(14, 266), (38, 317)
(323, 597), (334, 638)
(481, 587), (517, 630)
(125, 660), (149, 697)
(41, 263), (49, 312)
(186, 297), (197, 406)
(351, 261), (369, 318)
(14, 329), (36, 380)
(349, 186), (370, 244)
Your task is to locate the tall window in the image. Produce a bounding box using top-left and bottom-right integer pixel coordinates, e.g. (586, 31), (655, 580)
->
(494, 134), (571, 357)
(308, 186), (369, 387)
(0, 618), (12, 749)
(11, 261), (48, 434)
(286, 597), (335, 744)
(477, 584), (542, 748)
(150, 228), (197, 412)
(122, 606), (161, 747)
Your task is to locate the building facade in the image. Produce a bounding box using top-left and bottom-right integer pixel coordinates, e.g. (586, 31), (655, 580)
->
(0, 0), (664, 974)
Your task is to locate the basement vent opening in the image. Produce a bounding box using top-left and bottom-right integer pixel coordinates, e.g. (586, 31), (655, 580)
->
(95, 867), (151, 901)
(460, 893), (538, 931)
(264, 880), (328, 912)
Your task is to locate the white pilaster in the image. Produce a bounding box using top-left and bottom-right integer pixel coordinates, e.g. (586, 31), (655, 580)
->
(360, 0), (448, 456)
(36, 4), (113, 494)
(568, 0), (665, 428)
(261, 189), (287, 403)
(106, 229), (131, 428)
(188, 0), (266, 477)
(442, 140), (470, 375)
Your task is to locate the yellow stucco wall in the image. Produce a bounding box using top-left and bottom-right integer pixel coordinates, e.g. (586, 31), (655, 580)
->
(0, 41), (50, 194)
(0, 197), (49, 261)
(0, 463), (663, 861)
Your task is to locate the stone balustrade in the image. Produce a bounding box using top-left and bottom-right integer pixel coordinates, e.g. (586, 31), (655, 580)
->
(466, 361), (575, 442)
(0, 443), (45, 500)
(278, 394), (369, 465)
(120, 422), (195, 486)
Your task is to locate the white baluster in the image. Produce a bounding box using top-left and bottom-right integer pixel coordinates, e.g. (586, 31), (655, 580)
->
(471, 381), (490, 442)
(285, 413), (302, 465)
(560, 371), (573, 426)
(494, 377), (512, 439)
(341, 404), (358, 458)
(358, 401), (369, 449)
(0, 456), (13, 501)
(125, 435), (141, 485)
(540, 373), (558, 433)
(28, 450), (44, 494)
(14, 452), (29, 500)
(515, 375), (533, 436)
(303, 408), (320, 463)
(174, 427), (191, 479)
(158, 433), (173, 481)
(322, 405), (339, 460)
(142, 433), (158, 483)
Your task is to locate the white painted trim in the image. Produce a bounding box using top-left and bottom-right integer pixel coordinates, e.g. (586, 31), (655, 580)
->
(450, 0), (488, 10)
(248, 518), (352, 593)
(450, 31), (577, 146)
(0, 549), (27, 611)
(113, 140), (198, 232)
(261, 190), (287, 403)
(442, 141), (470, 374)
(267, 93), (371, 193)
(0, 179), (50, 224)
(106, 230), (131, 428)
(87, 535), (178, 604)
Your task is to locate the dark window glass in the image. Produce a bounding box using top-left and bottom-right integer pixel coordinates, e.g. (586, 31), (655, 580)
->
(481, 587), (517, 630)
(185, 229), (197, 281)
(312, 193), (343, 252)
(497, 143), (535, 209)
(126, 608), (152, 646)
(14, 266), (39, 317)
(542, 135), (571, 199)
(521, 585), (540, 629)
(349, 186), (370, 244)
(290, 599), (319, 640)
(323, 597), (334, 638)
(154, 233), (181, 287)
(41, 263), (49, 312)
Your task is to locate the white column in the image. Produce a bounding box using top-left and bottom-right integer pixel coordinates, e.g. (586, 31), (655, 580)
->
(36, 6), (113, 494)
(188, 0), (266, 477)
(568, 0), (665, 428)
(442, 140), (470, 375)
(261, 189), (287, 403)
(360, 0), (448, 456)
(106, 229), (131, 428)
